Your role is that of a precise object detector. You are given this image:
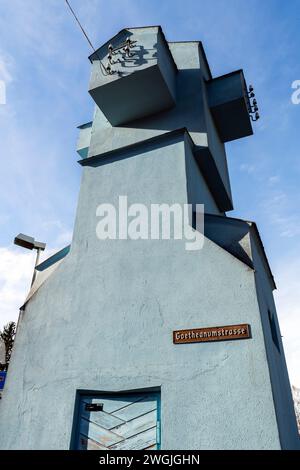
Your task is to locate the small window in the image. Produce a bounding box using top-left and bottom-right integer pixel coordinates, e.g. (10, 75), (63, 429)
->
(268, 310), (280, 353)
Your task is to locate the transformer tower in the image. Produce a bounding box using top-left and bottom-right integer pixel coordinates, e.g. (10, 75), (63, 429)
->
(0, 26), (299, 450)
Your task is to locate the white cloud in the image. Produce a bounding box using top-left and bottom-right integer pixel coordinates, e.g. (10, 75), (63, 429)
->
(55, 229), (73, 247)
(0, 51), (15, 107)
(0, 246), (35, 329)
(240, 163), (256, 174)
(0, 1), (66, 60)
(41, 221), (73, 245)
(0, 51), (14, 83)
(274, 256), (300, 388)
(260, 190), (300, 238)
(268, 175), (280, 185)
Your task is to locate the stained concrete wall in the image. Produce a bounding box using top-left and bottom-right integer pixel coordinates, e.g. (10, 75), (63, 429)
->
(0, 135), (281, 449)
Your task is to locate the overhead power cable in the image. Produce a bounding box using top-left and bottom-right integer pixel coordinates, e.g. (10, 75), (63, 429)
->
(64, 0), (107, 75)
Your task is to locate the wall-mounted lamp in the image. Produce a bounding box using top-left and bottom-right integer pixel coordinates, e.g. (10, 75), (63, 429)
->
(14, 234), (46, 287)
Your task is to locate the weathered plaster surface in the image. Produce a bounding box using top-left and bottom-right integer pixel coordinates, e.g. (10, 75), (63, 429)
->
(0, 138), (282, 449)
(0, 26), (298, 450)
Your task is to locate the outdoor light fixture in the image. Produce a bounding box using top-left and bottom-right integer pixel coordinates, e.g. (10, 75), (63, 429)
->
(14, 233), (46, 286)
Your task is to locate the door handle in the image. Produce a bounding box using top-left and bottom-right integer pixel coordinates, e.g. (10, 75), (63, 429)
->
(85, 403), (103, 412)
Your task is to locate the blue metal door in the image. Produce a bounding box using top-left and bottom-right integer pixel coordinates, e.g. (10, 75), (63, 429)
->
(74, 391), (161, 450)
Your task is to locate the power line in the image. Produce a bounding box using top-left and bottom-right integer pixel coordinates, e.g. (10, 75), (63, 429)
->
(64, 0), (107, 75)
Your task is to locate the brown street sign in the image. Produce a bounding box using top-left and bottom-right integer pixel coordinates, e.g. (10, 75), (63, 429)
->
(173, 324), (251, 344)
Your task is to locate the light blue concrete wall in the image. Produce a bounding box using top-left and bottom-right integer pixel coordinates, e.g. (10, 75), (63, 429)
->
(0, 25), (297, 451)
(89, 27), (166, 84)
(89, 27), (177, 126)
(250, 234), (300, 449)
(0, 135), (282, 449)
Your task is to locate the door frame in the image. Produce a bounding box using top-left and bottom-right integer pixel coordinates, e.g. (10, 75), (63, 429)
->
(70, 387), (161, 450)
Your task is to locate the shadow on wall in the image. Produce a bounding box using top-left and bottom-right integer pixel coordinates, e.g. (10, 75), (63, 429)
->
(118, 68), (206, 134)
(117, 44), (157, 75)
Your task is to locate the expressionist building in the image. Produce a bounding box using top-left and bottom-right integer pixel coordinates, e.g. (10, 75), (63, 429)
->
(0, 26), (299, 450)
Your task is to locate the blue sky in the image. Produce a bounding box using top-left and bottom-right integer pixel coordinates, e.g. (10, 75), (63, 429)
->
(0, 0), (299, 386)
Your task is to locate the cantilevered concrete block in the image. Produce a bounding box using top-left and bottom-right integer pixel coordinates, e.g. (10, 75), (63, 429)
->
(88, 26), (177, 126)
(207, 70), (253, 142)
(193, 146), (233, 212)
(76, 122), (92, 159)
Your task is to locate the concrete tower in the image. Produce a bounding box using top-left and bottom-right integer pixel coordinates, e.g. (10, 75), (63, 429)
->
(0, 26), (299, 450)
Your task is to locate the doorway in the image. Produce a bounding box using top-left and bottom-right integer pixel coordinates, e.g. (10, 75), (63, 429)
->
(72, 390), (161, 450)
